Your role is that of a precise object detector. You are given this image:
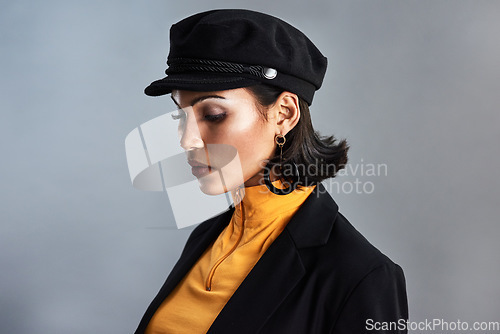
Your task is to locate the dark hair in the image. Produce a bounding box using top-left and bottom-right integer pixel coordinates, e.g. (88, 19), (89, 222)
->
(245, 84), (349, 187)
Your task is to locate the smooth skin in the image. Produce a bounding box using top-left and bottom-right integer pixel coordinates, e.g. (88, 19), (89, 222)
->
(171, 88), (300, 195)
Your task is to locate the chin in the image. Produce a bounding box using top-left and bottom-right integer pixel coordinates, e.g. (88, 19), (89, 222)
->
(196, 170), (245, 196)
(196, 173), (230, 196)
(197, 180), (227, 196)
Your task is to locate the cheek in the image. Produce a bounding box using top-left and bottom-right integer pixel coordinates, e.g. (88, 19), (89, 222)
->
(207, 115), (275, 168)
(228, 123), (275, 169)
(236, 129), (272, 156)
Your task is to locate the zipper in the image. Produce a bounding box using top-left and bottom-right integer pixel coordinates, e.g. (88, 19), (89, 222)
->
(205, 186), (245, 291)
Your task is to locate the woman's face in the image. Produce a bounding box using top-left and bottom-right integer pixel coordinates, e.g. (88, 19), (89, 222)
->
(171, 88), (277, 195)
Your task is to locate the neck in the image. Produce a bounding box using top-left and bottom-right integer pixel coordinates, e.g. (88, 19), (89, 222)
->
(229, 180), (316, 225)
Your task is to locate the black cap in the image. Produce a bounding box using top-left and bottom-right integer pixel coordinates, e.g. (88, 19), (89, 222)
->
(145, 9), (328, 105)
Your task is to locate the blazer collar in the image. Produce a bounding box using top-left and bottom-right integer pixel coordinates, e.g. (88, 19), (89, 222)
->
(208, 183), (338, 333)
(286, 182), (338, 248)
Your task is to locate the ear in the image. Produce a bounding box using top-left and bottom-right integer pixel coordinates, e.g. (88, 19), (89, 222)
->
(273, 91), (300, 136)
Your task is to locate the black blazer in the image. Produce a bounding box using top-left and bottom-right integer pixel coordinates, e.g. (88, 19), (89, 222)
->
(135, 184), (408, 333)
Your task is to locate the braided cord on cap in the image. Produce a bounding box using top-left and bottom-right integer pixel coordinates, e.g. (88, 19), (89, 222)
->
(167, 58), (277, 80)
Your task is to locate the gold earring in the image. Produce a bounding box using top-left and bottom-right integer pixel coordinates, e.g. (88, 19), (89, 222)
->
(264, 133), (298, 195)
(275, 134), (286, 170)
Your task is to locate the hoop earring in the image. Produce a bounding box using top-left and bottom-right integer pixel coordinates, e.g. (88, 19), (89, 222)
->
(263, 134), (299, 195)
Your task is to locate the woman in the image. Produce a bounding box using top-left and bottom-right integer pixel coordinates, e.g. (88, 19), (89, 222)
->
(134, 9), (408, 334)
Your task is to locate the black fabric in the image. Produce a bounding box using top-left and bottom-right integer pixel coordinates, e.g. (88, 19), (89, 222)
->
(144, 9), (328, 105)
(134, 184), (408, 333)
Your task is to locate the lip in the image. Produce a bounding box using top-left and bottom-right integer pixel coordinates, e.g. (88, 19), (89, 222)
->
(188, 159), (214, 178)
(191, 166), (212, 178)
(187, 159), (210, 167)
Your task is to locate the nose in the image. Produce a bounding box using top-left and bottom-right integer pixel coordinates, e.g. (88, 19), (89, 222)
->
(179, 112), (204, 151)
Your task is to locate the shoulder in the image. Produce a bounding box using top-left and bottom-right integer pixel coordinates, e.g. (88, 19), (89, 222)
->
(307, 207), (405, 287)
(287, 184), (402, 278)
(294, 193), (408, 329)
(331, 212), (402, 278)
(279, 187), (408, 332)
(329, 214), (408, 332)
(288, 185), (406, 293)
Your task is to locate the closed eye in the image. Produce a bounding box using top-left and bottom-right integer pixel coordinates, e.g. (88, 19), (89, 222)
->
(204, 113), (226, 122)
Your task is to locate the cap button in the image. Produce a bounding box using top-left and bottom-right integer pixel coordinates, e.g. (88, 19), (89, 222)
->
(262, 67), (277, 79)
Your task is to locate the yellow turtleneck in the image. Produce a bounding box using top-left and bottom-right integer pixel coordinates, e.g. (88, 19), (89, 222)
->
(145, 181), (316, 334)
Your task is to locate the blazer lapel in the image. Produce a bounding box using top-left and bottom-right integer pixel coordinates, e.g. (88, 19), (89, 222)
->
(208, 229), (305, 334)
(208, 183), (338, 333)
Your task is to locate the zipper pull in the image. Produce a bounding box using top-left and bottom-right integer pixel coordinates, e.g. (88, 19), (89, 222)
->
(234, 185), (244, 206)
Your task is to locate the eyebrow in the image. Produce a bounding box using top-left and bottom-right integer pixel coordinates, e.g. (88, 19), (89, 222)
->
(170, 94), (226, 108)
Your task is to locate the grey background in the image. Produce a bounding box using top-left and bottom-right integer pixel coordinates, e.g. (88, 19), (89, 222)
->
(1, 0), (499, 333)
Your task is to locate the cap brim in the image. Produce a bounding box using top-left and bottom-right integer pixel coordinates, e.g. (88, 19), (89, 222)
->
(144, 73), (260, 96)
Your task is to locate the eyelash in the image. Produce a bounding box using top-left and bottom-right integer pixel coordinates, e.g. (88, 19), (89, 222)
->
(204, 112), (226, 122)
(171, 111), (226, 123)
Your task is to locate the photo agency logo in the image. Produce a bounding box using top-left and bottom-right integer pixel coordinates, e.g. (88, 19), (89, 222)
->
(125, 109), (241, 229)
(366, 318), (500, 332)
